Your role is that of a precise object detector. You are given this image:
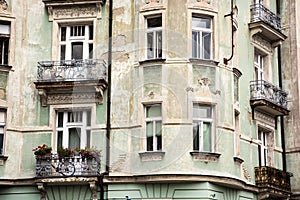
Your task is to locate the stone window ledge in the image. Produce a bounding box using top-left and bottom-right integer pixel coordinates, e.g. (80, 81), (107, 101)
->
(139, 151), (165, 162)
(233, 156), (244, 164)
(189, 58), (219, 67)
(139, 58), (166, 66)
(190, 151), (221, 162)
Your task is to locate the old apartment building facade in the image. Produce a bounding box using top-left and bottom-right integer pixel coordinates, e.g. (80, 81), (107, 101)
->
(0, 0), (298, 199)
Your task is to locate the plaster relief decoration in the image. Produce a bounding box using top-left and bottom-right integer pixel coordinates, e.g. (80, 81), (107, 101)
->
(0, 0), (7, 13)
(197, 77), (212, 96)
(188, 0), (216, 11)
(140, 0), (165, 12)
(43, 0), (105, 21)
(252, 35), (273, 53)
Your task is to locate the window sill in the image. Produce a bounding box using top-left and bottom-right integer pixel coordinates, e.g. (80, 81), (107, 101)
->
(139, 58), (166, 65)
(233, 156), (244, 164)
(0, 155), (8, 165)
(189, 58), (219, 66)
(190, 151), (221, 162)
(0, 65), (12, 72)
(139, 151), (165, 161)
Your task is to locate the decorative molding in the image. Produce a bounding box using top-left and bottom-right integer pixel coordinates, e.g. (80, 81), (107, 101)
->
(252, 35), (273, 53)
(242, 163), (251, 182)
(139, 151), (165, 161)
(140, 0), (165, 12)
(110, 154), (127, 172)
(198, 77), (210, 86)
(190, 151), (221, 162)
(89, 181), (98, 200)
(254, 111), (276, 128)
(46, 92), (103, 105)
(37, 183), (46, 200)
(187, 0), (217, 12)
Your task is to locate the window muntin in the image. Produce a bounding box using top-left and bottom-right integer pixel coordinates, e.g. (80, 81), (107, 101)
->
(258, 129), (268, 166)
(193, 104), (214, 152)
(59, 25), (93, 60)
(56, 110), (91, 150)
(192, 16), (212, 60)
(254, 51), (264, 80)
(146, 16), (162, 59)
(145, 104), (162, 151)
(0, 22), (10, 65)
(0, 109), (6, 155)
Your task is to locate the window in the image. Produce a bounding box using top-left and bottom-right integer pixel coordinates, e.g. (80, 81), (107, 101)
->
(145, 104), (162, 151)
(258, 129), (268, 166)
(146, 16), (162, 59)
(192, 16), (212, 59)
(193, 104), (214, 152)
(0, 109), (6, 155)
(59, 25), (93, 60)
(254, 50), (264, 80)
(0, 22), (10, 65)
(56, 110), (91, 150)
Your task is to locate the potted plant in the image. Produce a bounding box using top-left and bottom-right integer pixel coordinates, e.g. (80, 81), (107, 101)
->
(78, 147), (100, 160)
(32, 144), (52, 158)
(57, 147), (73, 158)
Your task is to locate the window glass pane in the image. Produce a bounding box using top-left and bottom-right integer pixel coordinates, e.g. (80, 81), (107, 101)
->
(0, 111), (5, 123)
(193, 122), (199, 150)
(87, 110), (91, 126)
(146, 105), (161, 118)
(60, 27), (66, 41)
(71, 42), (83, 60)
(234, 75), (239, 102)
(147, 137), (153, 151)
(3, 39), (8, 64)
(89, 25), (93, 40)
(147, 17), (162, 28)
(192, 31), (198, 58)
(86, 130), (90, 148)
(202, 122), (211, 152)
(57, 131), (63, 148)
(69, 128), (81, 149)
(147, 32), (154, 59)
(193, 105), (212, 118)
(60, 45), (66, 60)
(192, 17), (211, 29)
(157, 31), (162, 58)
(156, 121), (162, 137)
(57, 112), (64, 127)
(146, 121), (153, 137)
(0, 24), (10, 34)
(0, 133), (3, 155)
(203, 32), (211, 59)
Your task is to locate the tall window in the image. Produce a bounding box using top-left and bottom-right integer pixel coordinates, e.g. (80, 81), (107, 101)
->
(56, 110), (91, 150)
(146, 16), (162, 59)
(254, 51), (264, 81)
(0, 22), (10, 65)
(145, 104), (162, 151)
(0, 109), (6, 155)
(192, 16), (212, 59)
(193, 104), (214, 152)
(258, 129), (268, 166)
(59, 25), (93, 60)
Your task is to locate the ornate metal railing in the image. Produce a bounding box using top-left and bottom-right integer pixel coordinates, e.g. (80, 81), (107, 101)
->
(35, 155), (100, 178)
(250, 80), (288, 109)
(37, 59), (106, 82)
(255, 166), (291, 193)
(250, 3), (282, 31)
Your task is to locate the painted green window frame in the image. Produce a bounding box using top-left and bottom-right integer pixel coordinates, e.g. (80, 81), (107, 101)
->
(145, 104), (162, 151)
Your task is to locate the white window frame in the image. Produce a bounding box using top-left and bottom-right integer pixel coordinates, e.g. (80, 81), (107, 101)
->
(192, 104), (214, 152)
(0, 22), (10, 65)
(254, 50), (264, 81)
(145, 15), (162, 60)
(59, 24), (93, 60)
(55, 109), (91, 150)
(258, 129), (268, 166)
(192, 16), (212, 60)
(0, 109), (6, 155)
(145, 104), (162, 152)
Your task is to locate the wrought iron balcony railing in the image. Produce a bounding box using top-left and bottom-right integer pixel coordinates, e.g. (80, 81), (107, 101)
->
(37, 59), (106, 82)
(35, 155), (100, 178)
(250, 80), (288, 109)
(255, 166), (291, 194)
(250, 3), (281, 31)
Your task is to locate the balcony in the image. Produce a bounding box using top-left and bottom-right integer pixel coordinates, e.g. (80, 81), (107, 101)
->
(34, 59), (107, 106)
(249, 4), (286, 45)
(250, 80), (289, 117)
(255, 166), (292, 198)
(35, 155), (100, 178)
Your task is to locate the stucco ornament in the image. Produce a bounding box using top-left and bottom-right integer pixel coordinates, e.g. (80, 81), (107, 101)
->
(197, 0), (211, 5)
(0, 0), (8, 12)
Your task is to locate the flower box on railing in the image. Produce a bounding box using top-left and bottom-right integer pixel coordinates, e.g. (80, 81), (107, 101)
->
(35, 154), (101, 178)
